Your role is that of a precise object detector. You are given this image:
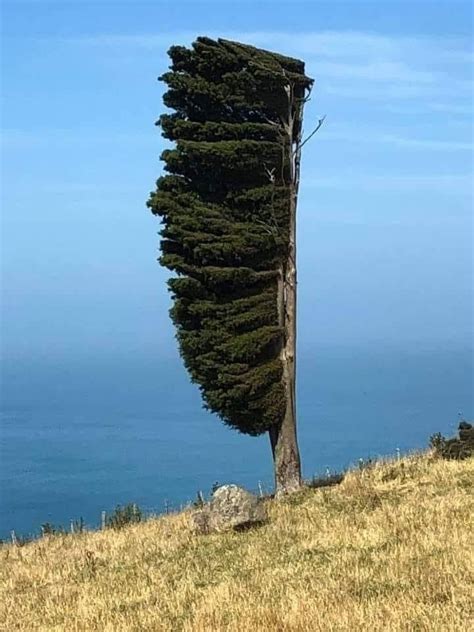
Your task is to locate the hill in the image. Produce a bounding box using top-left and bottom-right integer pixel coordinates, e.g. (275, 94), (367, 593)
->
(1, 453), (473, 631)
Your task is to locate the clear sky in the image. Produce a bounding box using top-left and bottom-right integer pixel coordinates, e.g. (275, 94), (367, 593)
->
(1, 0), (473, 366)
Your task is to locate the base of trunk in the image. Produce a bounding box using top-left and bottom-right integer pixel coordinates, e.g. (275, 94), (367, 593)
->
(269, 420), (302, 496)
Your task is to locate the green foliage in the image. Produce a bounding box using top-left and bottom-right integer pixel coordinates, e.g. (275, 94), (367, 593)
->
(105, 504), (142, 530)
(430, 421), (474, 460)
(41, 523), (65, 536)
(148, 37), (312, 435)
(72, 517), (85, 534)
(429, 432), (446, 452)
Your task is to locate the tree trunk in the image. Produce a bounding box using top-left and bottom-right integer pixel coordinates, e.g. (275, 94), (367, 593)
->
(269, 81), (304, 495)
(269, 286), (301, 494)
(270, 217), (301, 495)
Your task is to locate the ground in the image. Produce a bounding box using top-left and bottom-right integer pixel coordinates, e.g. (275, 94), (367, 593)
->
(1, 452), (472, 631)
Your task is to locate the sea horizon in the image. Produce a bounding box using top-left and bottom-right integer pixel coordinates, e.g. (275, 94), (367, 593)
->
(1, 342), (472, 539)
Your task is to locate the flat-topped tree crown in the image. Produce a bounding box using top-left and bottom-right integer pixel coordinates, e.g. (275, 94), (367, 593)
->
(148, 37), (313, 492)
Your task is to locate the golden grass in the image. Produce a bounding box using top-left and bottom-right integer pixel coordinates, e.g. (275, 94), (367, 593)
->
(1, 453), (473, 631)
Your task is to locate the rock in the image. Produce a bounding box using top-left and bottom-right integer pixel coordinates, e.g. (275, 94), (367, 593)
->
(191, 485), (267, 534)
(210, 485), (267, 530)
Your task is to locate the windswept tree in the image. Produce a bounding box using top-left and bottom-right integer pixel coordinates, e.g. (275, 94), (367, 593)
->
(148, 37), (315, 494)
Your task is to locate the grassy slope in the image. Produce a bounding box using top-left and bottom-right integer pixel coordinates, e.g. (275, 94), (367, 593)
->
(1, 453), (473, 631)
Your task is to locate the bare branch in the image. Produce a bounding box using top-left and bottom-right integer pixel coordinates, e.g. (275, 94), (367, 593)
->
(263, 116), (280, 127)
(301, 82), (314, 104)
(297, 115), (326, 153)
(264, 165), (276, 183)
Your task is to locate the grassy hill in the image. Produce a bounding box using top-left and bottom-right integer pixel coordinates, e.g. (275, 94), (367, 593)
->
(1, 453), (473, 631)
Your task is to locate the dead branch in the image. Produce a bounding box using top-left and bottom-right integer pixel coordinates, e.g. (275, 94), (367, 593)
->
(296, 115), (326, 153)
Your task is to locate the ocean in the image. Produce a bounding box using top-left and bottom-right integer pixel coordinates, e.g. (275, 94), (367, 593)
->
(1, 345), (472, 539)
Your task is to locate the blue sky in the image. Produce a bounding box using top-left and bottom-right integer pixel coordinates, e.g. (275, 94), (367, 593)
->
(1, 0), (472, 365)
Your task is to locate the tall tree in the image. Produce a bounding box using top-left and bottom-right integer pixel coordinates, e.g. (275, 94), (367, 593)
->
(148, 37), (313, 494)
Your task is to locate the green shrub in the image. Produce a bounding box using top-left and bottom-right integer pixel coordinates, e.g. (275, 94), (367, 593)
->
(41, 523), (65, 536)
(105, 504), (142, 530)
(430, 422), (473, 460)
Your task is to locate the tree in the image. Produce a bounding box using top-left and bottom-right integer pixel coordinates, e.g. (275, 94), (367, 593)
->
(148, 37), (313, 494)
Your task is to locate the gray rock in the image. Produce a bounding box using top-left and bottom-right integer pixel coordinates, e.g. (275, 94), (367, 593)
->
(191, 484), (267, 534)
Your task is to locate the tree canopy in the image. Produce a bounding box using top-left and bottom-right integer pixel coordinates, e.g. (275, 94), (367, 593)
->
(148, 37), (312, 436)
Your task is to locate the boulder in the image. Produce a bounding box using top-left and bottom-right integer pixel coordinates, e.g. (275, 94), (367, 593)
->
(191, 484), (267, 534)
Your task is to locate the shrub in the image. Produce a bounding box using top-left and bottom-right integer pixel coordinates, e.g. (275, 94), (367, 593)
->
(105, 504), (142, 530)
(41, 523), (65, 536)
(430, 421), (473, 460)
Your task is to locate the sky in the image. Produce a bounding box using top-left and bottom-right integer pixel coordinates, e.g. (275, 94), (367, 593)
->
(1, 0), (473, 368)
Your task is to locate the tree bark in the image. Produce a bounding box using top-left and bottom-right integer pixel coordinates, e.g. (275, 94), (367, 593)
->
(269, 79), (304, 495)
(269, 268), (301, 495)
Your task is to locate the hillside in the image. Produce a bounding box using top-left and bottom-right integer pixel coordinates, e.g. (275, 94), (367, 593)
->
(1, 453), (473, 631)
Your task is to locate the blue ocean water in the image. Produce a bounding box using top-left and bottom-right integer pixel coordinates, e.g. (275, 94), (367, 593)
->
(1, 345), (472, 539)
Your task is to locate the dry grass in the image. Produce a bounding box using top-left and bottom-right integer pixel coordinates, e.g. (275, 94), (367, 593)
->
(1, 453), (473, 631)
